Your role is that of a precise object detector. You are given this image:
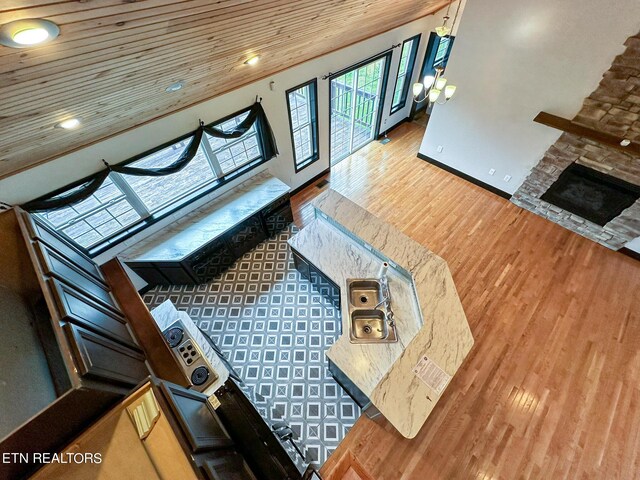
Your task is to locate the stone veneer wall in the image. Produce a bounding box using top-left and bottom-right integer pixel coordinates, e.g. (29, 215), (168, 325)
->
(512, 33), (640, 250)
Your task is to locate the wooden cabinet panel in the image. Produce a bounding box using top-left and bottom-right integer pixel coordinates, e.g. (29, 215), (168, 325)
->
(291, 247), (311, 280)
(155, 263), (196, 285)
(35, 241), (120, 312)
(20, 211), (105, 284)
(227, 213), (267, 258)
(159, 382), (234, 453)
(261, 194), (293, 238)
(215, 382), (300, 480)
(128, 263), (170, 286)
(64, 324), (148, 387)
(48, 278), (139, 350)
(201, 452), (256, 480)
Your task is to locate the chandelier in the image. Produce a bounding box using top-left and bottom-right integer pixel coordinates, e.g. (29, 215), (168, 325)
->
(413, 0), (462, 105)
(412, 66), (456, 104)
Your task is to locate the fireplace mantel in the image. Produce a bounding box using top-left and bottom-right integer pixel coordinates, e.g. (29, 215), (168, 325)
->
(534, 112), (640, 157)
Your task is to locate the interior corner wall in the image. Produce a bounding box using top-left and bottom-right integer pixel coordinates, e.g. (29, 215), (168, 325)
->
(418, 0), (640, 195)
(0, 6), (459, 208)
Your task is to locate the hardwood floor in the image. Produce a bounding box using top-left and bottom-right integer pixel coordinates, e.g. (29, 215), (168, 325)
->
(290, 122), (640, 479)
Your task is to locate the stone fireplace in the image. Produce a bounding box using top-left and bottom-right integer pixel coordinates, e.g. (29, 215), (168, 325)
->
(512, 33), (640, 250)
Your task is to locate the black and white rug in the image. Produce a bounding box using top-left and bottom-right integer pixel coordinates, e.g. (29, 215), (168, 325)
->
(142, 225), (360, 470)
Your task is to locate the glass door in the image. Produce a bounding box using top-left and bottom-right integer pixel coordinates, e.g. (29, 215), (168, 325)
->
(330, 55), (389, 165)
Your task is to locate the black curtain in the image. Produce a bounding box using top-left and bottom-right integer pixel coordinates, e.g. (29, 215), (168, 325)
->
(23, 101), (278, 212)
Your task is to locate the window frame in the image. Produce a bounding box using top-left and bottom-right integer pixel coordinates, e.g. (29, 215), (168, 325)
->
(389, 34), (421, 115)
(34, 105), (272, 257)
(285, 78), (320, 173)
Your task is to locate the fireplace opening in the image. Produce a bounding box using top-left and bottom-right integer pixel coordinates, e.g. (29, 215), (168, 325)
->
(540, 163), (640, 226)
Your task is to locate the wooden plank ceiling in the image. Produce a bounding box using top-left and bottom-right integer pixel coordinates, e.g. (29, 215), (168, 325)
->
(0, 0), (448, 179)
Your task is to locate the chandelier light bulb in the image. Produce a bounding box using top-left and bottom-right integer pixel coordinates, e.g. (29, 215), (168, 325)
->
(428, 89), (442, 103)
(444, 85), (457, 100)
(412, 83), (424, 97)
(423, 75), (436, 89)
(435, 77), (448, 90)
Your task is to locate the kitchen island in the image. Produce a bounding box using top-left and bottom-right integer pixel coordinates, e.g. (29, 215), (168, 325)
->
(288, 190), (474, 439)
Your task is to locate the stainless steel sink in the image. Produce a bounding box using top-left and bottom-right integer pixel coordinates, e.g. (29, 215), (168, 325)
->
(350, 309), (388, 340)
(346, 278), (398, 344)
(348, 279), (384, 308)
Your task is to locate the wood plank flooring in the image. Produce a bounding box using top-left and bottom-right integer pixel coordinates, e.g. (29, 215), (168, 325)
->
(290, 122), (640, 479)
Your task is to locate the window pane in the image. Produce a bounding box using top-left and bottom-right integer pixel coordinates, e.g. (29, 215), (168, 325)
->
(36, 176), (141, 249)
(391, 38), (417, 111)
(434, 37), (451, 65)
(122, 138), (216, 212)
(287, 81), (318, 169)
(204, 110), (263, 176)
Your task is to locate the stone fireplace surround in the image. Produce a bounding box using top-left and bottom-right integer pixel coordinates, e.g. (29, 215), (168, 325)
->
(512, 33), (640, 250)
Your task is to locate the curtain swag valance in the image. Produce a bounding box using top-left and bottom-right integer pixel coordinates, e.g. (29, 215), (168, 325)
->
(23, 101), (278, 212)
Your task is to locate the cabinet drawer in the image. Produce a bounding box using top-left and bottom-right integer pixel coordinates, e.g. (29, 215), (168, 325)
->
(155, 263), (196, 285)
(201, 452), (256, 480)
(35, 241), (120, 313)
(21, 211), (105, 283)
(64, 323), (148, 387)
(48, 278), (139, 350)
(159, 382), (234, 453)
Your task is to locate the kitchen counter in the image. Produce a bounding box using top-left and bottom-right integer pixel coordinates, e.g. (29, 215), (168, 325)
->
(120, 171), (289, 263)
(288, 190), (474, 439)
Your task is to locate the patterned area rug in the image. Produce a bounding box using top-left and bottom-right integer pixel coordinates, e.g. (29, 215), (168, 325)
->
(142, 225), (360, 470)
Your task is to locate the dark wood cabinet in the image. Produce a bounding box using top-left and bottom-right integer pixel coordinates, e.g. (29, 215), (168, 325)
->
(262, 194), (294, 238)
(64, 323), (148, 387)
(159, 382), (234, 453)
(201, 453), (257, 480)
(126, 193), (293, 287)
(48, 278), (139, 349)
(290, 245), (340, 310)
(0, 208), (149, 480)
(227, 213), (268, 258)
(215, 381), (300, 480)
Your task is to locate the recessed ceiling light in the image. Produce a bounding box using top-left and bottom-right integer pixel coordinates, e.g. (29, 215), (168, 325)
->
(57, 118), (81, 130)
(0, 19), (59, 48)
(165, 81), (184, 92)
(244, 55), (260, 66)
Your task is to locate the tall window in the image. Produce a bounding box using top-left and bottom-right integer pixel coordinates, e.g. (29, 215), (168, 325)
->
(390, 34), (421, 114)
(36, 108), (267, 252)
(433, 36), (452, 67)
(286, 79), (319, 172)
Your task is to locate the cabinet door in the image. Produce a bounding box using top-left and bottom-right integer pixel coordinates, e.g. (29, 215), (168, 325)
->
(35, 241), (120, 313)
(64, 323), (148, 387)
(290, 247), (310, 280)
(262, 195), (293, 237)
(49, 278), (139, 350)
(215, 383), (300, 480)
(127, 263), (170, 286)
(155, 263), (196, 285)
(20, 210), (105, 283)
(187, 238), (235, 283)
(201, 452), (256, 480)
(226, 214), (267, 258)
(158, 381), (234, 453)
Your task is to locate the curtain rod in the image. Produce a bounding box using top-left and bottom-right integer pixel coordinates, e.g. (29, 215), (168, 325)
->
(321, 43), (401, 80)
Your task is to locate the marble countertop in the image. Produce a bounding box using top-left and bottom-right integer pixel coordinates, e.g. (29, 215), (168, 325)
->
(288, 190), (474, 439)
(120, 171), (289, 263)
(150, 300), (229, 394)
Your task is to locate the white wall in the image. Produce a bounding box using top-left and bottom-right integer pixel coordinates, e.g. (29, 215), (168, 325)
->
(0, 6), (460, 206)
(419, 0), (640, 195)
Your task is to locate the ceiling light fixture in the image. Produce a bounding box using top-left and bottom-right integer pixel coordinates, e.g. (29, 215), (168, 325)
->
(56, 118), (81, 130)
(413, 1), (462, 106)
(435, 1), (453, 37)
(412, 66), (457, 105)
(165, 81), (184, 92)
(0, 19), (59, 48)
(244, 55), (260, 66)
